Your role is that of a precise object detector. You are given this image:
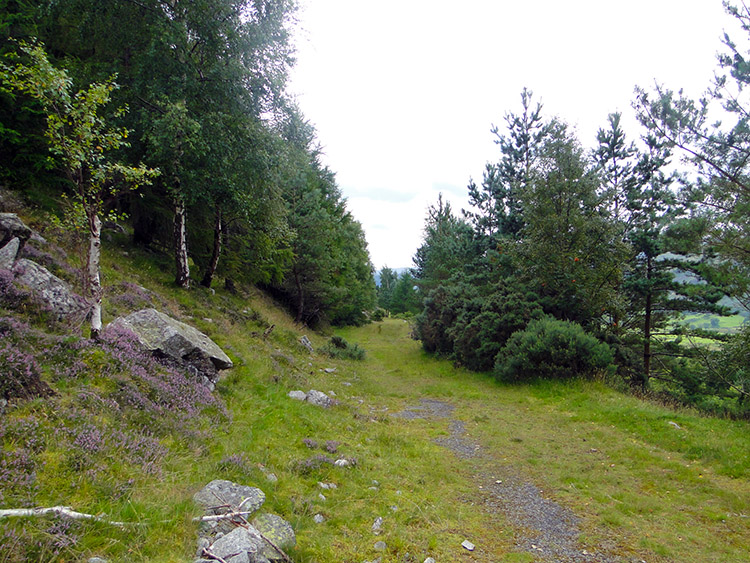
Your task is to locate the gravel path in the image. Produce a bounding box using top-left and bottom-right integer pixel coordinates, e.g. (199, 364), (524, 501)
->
(394, 399), (633, 563)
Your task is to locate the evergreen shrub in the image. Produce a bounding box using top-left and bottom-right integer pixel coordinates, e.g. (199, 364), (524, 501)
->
(320, 335), (366, 361)
(494, 317), (614, 382)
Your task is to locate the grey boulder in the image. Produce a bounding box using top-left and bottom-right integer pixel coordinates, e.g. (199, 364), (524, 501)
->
(108, 309), (233, 377)
(194, 479), (265, 515)
(0, 213), (32, 265)
(14, 258), (88, 320)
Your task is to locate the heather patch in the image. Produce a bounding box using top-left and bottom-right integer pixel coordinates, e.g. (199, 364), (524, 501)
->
(0, 415), (45, 507)
(0, 318), (54, 401)
(107, 281), (161, 316)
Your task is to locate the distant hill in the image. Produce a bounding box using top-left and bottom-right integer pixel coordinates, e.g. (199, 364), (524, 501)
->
(374, 267), (411, 286)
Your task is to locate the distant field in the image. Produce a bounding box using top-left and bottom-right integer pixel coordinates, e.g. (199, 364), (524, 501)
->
(680, 312), (747, 334)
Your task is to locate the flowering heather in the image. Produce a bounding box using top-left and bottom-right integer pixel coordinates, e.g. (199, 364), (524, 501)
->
(217, 452), (253, 476)
(0, 268), (28, 303)
(293, 454), (335, 475)
(108, 281), (155, 311)
(0, 416), (43, 506)
(0, 325), (53, 400)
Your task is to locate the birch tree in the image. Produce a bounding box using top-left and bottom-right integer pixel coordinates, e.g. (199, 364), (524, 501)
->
(0, 41), (158, 338)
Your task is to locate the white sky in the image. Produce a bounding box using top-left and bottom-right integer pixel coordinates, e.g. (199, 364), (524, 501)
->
(288, 0), (734, 270)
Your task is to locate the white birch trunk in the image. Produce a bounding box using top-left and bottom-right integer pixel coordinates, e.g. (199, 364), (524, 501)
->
(88, 213), (102, 340)
(174, 198), (190, 288)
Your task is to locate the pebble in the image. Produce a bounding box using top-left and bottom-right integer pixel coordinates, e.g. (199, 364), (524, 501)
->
(423, 558), (436, 563)
(313, 514), (325, 524)
(372, 516), (383, 533)
(461, 540), (475, 551)
(374, 540), (387, 551)
(319, 493), (327, 501)
(318, 481), (337, 490)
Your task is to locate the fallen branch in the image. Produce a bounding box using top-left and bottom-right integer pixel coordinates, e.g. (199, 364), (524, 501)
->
(193, 511), (258, 523)
(0, 506), (131, 527)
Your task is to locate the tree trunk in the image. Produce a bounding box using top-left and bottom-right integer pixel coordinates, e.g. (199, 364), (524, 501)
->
(294, 270), (304, 324)
(174, 198), (190, 288)
(201, 208), (222, 289)
(88, 213), (103, 340)
(642, 255), (653, 389)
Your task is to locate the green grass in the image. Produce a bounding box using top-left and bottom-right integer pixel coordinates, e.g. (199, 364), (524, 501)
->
(2, 218), (749, 561)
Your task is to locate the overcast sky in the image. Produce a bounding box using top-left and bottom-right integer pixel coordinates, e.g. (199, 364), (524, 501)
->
(288, 0), (734, 270)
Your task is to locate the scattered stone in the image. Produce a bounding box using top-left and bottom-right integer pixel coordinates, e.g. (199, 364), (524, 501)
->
(373, 540), (387, 551)
(319, 493), (326, 501)
(87, 558), (108, 563)
(313, 514), (325, 524)
(306, 389), (333, 408)
(299, 335), (314, 353)
(390, 505), (398, 512)
(423, 558), (436, 563)
(461, 540), (475, 551)
(342, 381), (352, 386)
(196, 537), (210, 556)
(318, 482), (337, 490)
(288, 390), (307, 401)
(324, 368), (336, 373)
(264, 473), (278, 484)
(193, 480), (265, 515)
(210, 526), (261, 563)
(668, 421), (683, 430)
(252, 512), (297, 560)
(372, 516), (383, 534)
(334, 458), (351, 468)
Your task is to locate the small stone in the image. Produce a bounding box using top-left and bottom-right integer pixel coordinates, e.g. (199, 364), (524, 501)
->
(495, 480), (502, 484)
(334, 458), (351, 467)
(461, 540), (475, 551)
(288, 390), (307, 401)
(313, 514), (325, 524)
(87, 558), (108, 563)
(306, 389), (333, 408)
(371, 480), (380, 487)
(374, 540), (387, 551)
(319, 493), (327, 501)
(372, 516), (383, 533)
(196, 537), (210, 556)
(265, 473), (278, 483)
(423, 558), (436, 563)
(390, 505), (398, 512)
(668, 421), (683, 430)
(324, 368), (337, 373)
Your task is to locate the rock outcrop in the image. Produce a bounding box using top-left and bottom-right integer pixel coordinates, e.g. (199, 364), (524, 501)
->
(108, 308), (233, 382)
(0, 213), (32, 268)
(13, 258), (88, 321)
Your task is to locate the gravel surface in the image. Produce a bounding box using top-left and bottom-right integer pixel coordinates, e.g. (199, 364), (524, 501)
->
(395, 399), (633, 562)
